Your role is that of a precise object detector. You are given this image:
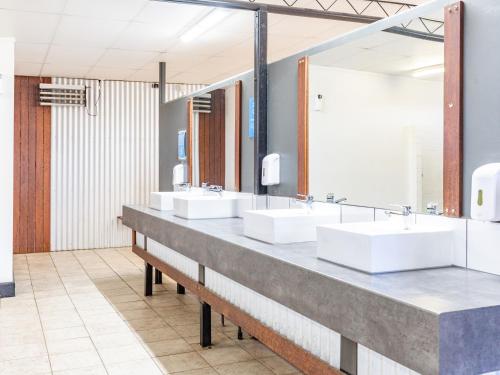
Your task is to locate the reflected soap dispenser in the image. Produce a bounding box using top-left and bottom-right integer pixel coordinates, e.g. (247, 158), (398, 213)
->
(262, 153), (280, 186)
(471, 163), (500, 221)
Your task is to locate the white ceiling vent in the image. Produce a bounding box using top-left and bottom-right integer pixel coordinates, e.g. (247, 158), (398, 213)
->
(39, 83), (86, 107)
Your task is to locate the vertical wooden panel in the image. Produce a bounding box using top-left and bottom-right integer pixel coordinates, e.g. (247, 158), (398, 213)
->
(443, 2), (464, 217)
(13, 77), (21, 254)
(13, 76), (51, 254)
(187, 100), (193, 185)
(297, 57), (309, 197)
(235, 81), (242, 192)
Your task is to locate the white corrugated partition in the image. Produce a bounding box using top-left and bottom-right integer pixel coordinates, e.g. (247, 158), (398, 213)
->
(51, 78), (205, 251)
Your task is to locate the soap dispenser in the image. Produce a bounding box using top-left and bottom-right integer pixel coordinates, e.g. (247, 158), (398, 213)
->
(471, 163), (500, 221)
(262, 153), (280, 186)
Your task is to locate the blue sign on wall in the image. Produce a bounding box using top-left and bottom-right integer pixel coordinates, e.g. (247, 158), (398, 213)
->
(248, 97), (254, 139)
(178, 130), (187, 160)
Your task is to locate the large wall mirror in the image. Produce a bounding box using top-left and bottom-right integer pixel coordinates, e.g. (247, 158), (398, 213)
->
(298, 2), (463, 216)
(187, 81), (242, 191)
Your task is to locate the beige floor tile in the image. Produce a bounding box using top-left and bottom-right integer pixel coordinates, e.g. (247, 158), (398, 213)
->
(0, 342), (47, 362)
(173, 323), (201, 338)
(144, 338), (194, 357)
(0, 355), (51, 374)
(135, 327), (181, 343)
(238, 339), (275, 359)
(53, 365), (107, 375)
(46, 337), (95, 355)
(259, 356), (300, 374)
(107, 293), (143, 304)
(44, 326), (89, 343)
(127, 317), (168, 331)
(172, 369), (218, 375)
(50, 349), (103, 372)
(198, 345), (252, 366)
(120, 307), (158, 321)
(91, 331), (140, 350)
(214, 360), (274, 375)
(155, 352), (211, 373)
(98, 344), (150, 365)
(106, 358), (164, 375)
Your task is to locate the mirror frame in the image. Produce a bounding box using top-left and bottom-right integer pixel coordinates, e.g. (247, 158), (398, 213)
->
(297, 1), (464, 217)
(186, 80), (243, 191)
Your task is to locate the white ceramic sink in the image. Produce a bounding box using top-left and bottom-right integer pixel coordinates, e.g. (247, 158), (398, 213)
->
(173, 192), (252, 219)
(149, 188), (204, 211)
(243, 208), (340, 244)
(317, 221), (453, 274)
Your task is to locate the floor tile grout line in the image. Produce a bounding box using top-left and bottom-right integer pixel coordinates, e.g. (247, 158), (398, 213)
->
(25, 254), (55, 375)
(47, 251), (111, 375)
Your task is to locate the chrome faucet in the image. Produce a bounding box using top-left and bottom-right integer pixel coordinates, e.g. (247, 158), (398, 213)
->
(175, 182), (191, 192)
(296, 194), (314, 210)
(385, 204), (412, 217)
(326, 193), (347, 204)
(426, 202), (442, 215)
(385, 204), (412, 230)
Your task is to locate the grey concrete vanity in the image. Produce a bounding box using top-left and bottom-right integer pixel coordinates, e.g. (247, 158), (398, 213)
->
(123, 205), (500, 375)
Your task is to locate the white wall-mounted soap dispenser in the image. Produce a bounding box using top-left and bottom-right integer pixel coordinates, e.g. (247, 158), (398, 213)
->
(262, 153), (280, 186)
(172, 163), (187, 189)
(471, 163), (500, 221)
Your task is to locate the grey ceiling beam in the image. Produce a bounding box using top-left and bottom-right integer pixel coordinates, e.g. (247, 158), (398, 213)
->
(151, 0), (381, 23)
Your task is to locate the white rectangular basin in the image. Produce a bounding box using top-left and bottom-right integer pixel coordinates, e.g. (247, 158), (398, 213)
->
(149, 188), (204, 211)
(317, 221), (453, 273)
(174, 192), (249, 219)
(243, 208), (340, 244)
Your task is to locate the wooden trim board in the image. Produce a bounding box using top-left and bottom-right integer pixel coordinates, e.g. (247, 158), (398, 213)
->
(132, 242), (342, 375)
(297, 57), (309, 197)
(443, 1), (464, 217)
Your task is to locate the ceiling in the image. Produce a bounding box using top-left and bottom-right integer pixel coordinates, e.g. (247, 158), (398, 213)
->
(1, 0), (432, 84)
(310, 30), (444, 81)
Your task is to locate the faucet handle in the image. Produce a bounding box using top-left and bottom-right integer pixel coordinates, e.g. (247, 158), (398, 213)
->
(389, 204), (412, 215)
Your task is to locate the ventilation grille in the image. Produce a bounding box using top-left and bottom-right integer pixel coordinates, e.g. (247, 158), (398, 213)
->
(193, 94), (211, 113)
(39, 83), (87, 107)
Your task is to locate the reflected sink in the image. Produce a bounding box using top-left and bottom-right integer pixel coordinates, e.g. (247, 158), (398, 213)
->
(243, 208), (340, 244)
(317, 221), (453, 274)
(149, 188), (204, 211)
(173, 192), (252, 219)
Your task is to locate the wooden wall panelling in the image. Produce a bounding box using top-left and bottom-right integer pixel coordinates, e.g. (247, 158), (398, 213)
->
(443, 1), (464, 217)
(235, 81), (242, 192)
(297, 57), (309, 197)
(13, 76), (51, 254)
(187, 99), (193, 185)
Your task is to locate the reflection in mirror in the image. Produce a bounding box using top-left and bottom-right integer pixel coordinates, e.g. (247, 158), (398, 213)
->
(308, 15), (444, 214)
(189, 83), (241, 191)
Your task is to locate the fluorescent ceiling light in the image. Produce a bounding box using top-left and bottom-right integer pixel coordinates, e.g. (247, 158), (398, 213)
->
(181, 9), (231, 43)
(412, 64), (444, 78)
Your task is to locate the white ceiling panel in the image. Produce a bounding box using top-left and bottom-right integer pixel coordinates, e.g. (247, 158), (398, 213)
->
(53, 15), (128, 47)
(15, 61), (42, 76)
(96, 49), (158, 69)
(127, 68), (162, 82)
(15, 42), (49, 63)
(45, 45), (105, 66)
(134, 2), (209, 30)
(0, 0), (66, 13)
(86, 66), (136, 80)
(63, 0), (148, 21)
(0, 10), (60, 43)
(41, 63), (91, 77)
(112, 22), (177, 51)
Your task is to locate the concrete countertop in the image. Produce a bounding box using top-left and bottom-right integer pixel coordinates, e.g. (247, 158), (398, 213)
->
(123, 205), (500, 375)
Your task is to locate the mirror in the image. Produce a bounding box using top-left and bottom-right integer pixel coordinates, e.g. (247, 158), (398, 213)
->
(307, 11), (446, 214)
(188, 82), (242, 191)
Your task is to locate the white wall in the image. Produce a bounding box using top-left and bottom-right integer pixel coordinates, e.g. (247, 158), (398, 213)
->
(225, 85), (236, 191)
(309, 65), (443, 211)
(0, 38), (14, 284)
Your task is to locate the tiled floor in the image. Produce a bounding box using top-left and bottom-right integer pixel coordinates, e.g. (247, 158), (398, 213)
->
(0, 248), (302, 375)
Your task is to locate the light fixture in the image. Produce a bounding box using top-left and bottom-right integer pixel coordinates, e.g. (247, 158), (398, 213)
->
(180, 9), (231, 43)
(412, 64), (445, 78)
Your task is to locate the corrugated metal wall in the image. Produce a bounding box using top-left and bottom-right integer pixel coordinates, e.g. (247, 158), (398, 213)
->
(51, 78), (205, 251)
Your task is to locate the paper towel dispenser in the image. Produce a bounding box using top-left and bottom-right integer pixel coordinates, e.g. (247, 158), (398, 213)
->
(471, 163), (500, 221)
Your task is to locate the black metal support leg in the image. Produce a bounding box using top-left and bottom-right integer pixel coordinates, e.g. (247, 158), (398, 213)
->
(238, 326), (243, 340)
(221, 314), (225, 326)
(177, 283), (185, 294)
(200, 302), (212, 347)
(144, 263), (153, 296)
(155, 269), (163, 284)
